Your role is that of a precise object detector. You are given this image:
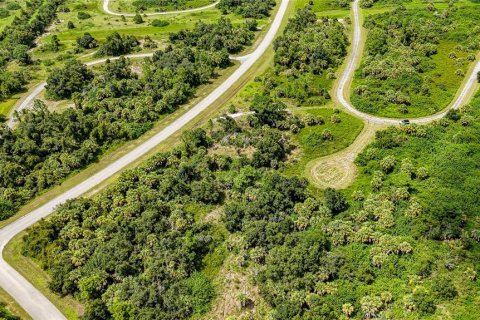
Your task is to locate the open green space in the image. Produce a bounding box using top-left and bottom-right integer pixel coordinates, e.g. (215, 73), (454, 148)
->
(351, 1), (480, 118)
(110, 0), (215, 13)
(0, 0), (26, 33)
(285, 107), (364, 178)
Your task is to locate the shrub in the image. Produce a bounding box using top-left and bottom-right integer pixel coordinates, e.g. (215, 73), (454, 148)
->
(77, 11), (91, 20)
(76, 33), (97, 49)
(133, 13), (143, 24)
(0, 8), (10, 18)
(324, 188), (347, 214)
(6, 2), (21, 10)
(151, 19), (169, 27)
(96, 32), (139, 56)
(45, 60), (94, 100)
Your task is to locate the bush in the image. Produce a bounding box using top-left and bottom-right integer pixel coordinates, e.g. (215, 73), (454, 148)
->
(151, 19), (170, 27)
(76, 33), (97, 49)
(45, 60), (94, 100)
(96, 32), (139, 56)
(67, 21), (75, 29)
(133, 13), (143, 24)
(77, 11), (91, 20)
(12, 45), (31, 65)
(324, 188), (347, 214)
(446, 109), (461, 121)
(0, 8), (10, 18)
(6, 2), (21, 10)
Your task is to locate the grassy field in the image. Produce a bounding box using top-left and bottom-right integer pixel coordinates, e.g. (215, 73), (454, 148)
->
(284, 106), (364, 178)
(0, 0), (26, 32)
(110, 0), (215, 13)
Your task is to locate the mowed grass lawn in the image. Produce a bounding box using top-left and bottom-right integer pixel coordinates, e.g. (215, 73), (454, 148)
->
(284, 107), (364, 178)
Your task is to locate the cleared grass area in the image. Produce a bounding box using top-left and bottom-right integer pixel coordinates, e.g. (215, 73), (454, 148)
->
(110, 0), (215, 13)
(0, 0), (26, 32)
(284, 107), (364, 178)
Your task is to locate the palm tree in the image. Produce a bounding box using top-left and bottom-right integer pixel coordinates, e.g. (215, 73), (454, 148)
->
(342, 303), (355, 317)
(360, 295), (383, 319)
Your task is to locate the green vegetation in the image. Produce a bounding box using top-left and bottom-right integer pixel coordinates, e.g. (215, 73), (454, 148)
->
(22, 90), (304, 319)
(0, 17), (258, 220)
(113, 0), (214, 13)
(352, 4), (480, 117)
(0, 0), (275, 118)
(8, 1), (480, 320)
(271, 8), (347, 105)
(25, 88), (480, 318)
(217, 0), (276, 18)
(0, 0), (64, 109)
(360, 0), (410, 9)
(228, 7), (349, 112)
(285, 108), (364, 177)
(170, 17), (255, 54)
(0, 302), (19, 320)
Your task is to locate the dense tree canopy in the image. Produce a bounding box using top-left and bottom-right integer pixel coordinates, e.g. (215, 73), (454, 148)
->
(0, 17), (261, 219)
(45, 60), (94, 100)
(217, 0), (276, 18)
(274, 8), (348, 75)
(170, 17), (254, 54)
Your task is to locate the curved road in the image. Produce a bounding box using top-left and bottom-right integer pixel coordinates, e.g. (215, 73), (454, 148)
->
(103, 0), (219, 16)
(336, 0), (480, 125)
(0, 0), (289, 319)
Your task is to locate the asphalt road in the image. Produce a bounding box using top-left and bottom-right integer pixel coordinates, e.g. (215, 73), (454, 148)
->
(336, 0), (480, 125)
(103, 0), (220, 16)
(0, 0), (290, 319)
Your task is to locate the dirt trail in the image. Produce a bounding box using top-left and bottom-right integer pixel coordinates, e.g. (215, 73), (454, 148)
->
(307, 122), (379, 189)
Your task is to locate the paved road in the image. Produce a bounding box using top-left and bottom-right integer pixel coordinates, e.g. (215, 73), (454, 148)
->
(0, 1), (289, 319)
(103, 0), (219, 16)
(336, 0), (480, 125)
